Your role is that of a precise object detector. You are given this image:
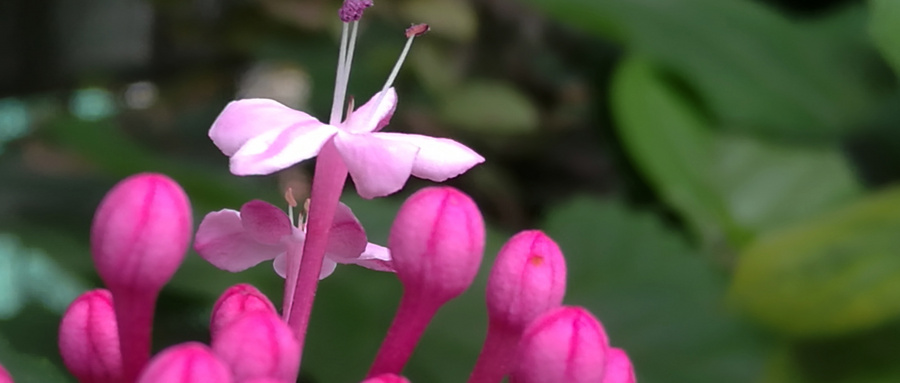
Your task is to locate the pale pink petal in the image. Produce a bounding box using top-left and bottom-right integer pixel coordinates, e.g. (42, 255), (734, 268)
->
(334, 131), (419, 199)
(342, 88), (398, 133)
(229, 123), (338, 176)
(210, 99), (324, 156)
(375, 133), (484, 182)
(240, 200), (292, 245)
(338, 243), (394, 272)
(273, 251), (339, 280)
(324, 203), (368, 261)
(194, 209), (283, 272)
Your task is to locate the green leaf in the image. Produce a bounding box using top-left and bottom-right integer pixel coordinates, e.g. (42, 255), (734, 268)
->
(612, 57), (862, 247)
(526, 0), (877, 138)
(0, 334), (72, 383)
(543, 197), (769, 383)
(870, 0), (900, 76)
(611, 56), (739, 245)
(731, 186), (900, 336)
(439, 80), (539, 135)
(711, 134), (862, 234)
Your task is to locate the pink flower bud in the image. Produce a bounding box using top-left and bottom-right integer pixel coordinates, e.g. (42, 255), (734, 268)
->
(210, 284), (277, 339)
(389, 186), (485, 305)
(211, 311), (300, 383)
(601, 348), (636, 383)
(368, 187), (485, 377)
(468, 230), (567, 383)
(362, 374), (411, 383)
(510, 306), (610, 383)
(486, 230), (567, 332)
(242, 379), (291, 383)
(58, 289), (122, 383)
(137, 343), (232, 383)
(0, 364), (12, 383)
(91, 173), (192, 293)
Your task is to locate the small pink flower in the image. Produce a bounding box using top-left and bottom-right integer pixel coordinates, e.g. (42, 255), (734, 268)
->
(211, 311), (300, 383)
(210, 284), (278, 339)
(137, 343), (232, 383)
(510, 306), (610, 383)
(58, 289), (122, 383)
(210, 89), (483, 199)
(194, 199), (391, 279)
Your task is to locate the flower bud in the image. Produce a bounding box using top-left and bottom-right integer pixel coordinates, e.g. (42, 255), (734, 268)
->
(58, 289), (122, 383)
(91, 173), (192, 293)
(510, 306), (610, 383)
(468, 231), (567, 383)
(362, 374), (411, 383)
(601, 348), (636, 383)
(487, 230), (566, 333)
(0, 364), (12, 383)
(137, 343), (232, 383)
(242, 379), (291, 383)
(210, 284), (277, 339)
(211, 311), (300, 383)
(389, 187), (485, 305)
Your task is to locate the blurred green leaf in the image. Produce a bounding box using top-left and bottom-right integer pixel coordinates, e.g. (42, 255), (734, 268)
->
(731, 186), (900, 337)
(870, 0), (900, 76)
(711, 135), (861, 235)
(439, 80), (539, 135)
(544, 197), (769, 383)
(526, 0), (877, 138)
(0, 234), (88, 319)
(612, 57), (862, 247)
(0, 335), (71, 383)
(611, 56), (739, 245)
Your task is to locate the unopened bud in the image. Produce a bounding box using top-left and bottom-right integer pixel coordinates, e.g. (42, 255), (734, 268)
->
(510, 306), (610, 383)
(468, 230), (567, 383)
(487, 230), (566, 333)
(137, 343), (232, 383)
(210, 284), (277, 339)
(362, 374), (411, 383)
(601, 348), (636, 383)
(91, 173), (192, 293)
(58, 289), (122, 383)
(389, 186), (485, 305)
(211, 311), (300, 383)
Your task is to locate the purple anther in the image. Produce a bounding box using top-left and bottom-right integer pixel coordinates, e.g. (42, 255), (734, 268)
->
(339, 0), (374, 22)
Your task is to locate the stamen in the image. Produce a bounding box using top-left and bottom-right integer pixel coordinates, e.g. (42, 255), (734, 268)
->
(329, 22), (352, 125)
(366, 24), (429, 125)
(339, 0), (373, 23)
(301, 199), (311, 231)
(285, 188), (298, 227)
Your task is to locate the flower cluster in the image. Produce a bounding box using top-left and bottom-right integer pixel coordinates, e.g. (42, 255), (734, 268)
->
(0, 1), (635, 382)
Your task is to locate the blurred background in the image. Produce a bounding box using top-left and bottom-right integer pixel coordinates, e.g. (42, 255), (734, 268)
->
(2, 0), (900, 382)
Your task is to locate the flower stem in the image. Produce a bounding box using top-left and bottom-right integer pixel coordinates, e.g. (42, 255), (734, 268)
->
(112, 288), (157, 383)
(284, 139), (348, 364)
(367, 292), (440, 378)
(467, 325), (519, 383)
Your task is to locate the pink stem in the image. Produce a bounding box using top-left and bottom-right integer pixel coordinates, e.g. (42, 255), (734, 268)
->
(367, 292), (440, 378)
(467, 324), (519, 383)
(285, 139), (348, 364)
(112, 288), (157, 383)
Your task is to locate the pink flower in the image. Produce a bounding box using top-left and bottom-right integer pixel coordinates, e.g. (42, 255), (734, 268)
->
(194, 199), (391, 279)
(0, 363), (13, 383)
(209, 88), (483, 199)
